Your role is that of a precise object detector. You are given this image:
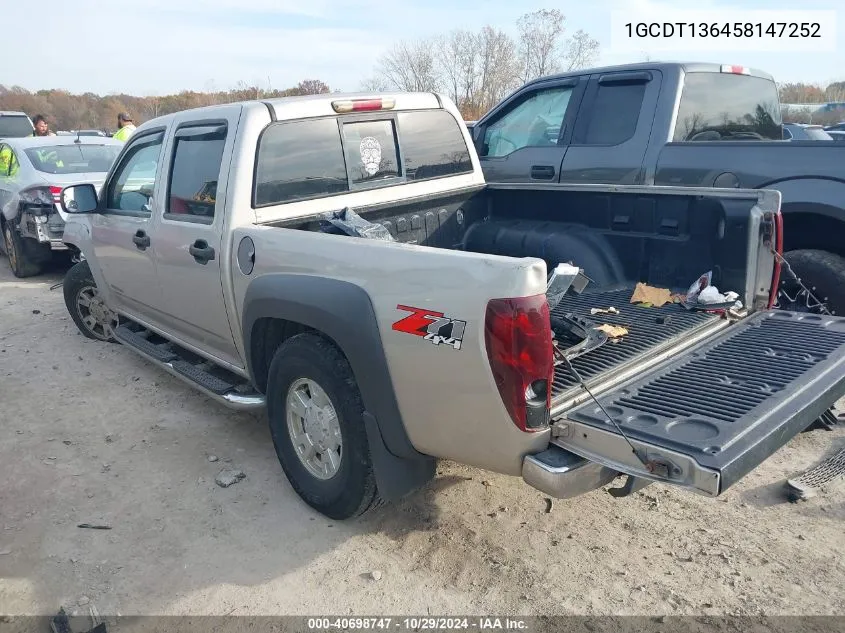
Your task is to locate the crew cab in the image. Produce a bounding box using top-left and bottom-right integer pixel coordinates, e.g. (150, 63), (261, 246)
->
(58, 92), (845, 520)
(471, 62), (845, 317)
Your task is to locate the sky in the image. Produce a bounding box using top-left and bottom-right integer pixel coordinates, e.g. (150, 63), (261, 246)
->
(4, 0), (842, 96)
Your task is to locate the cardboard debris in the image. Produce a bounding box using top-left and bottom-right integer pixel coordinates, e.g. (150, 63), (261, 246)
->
(590, 307), (619, 315)
(630, 283), (672, 308)
(596, 324), (629, 338)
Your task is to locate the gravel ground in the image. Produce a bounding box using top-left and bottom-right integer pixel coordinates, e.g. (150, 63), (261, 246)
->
(1, 261), (844, 620)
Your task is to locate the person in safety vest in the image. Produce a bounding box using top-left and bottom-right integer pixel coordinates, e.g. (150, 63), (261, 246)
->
(32, 114), (56, 137)
(0, 145), (16, 176)
(113, 112), (136, 142)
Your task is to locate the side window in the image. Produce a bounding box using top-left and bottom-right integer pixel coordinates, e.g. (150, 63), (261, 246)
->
(254, 118), (348, 207)
(482, 87), (573, 158)
(397, 110), (473, 181)
(341, 119), (400, 185)
(166, 124), (227, 223)
(581, 82), (646, 146)
(106, 133), (164, 214)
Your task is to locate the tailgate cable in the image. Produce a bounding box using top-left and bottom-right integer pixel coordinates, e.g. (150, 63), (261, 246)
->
(557, 349), (652, 471)
(770, 249), (832, 316)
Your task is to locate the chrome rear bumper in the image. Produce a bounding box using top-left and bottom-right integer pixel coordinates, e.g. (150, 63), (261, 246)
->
(522, 445), (618, 499)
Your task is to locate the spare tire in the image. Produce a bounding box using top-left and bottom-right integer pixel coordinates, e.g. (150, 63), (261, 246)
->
(778, 249), (845, 316)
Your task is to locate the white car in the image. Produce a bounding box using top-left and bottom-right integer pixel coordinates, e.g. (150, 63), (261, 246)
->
(0, 135), (123, 277)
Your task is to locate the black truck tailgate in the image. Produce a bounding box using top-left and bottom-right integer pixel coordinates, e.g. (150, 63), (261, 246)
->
(553, 310), (845, 495)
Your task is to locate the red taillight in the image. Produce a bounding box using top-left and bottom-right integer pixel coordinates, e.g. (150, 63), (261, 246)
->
(720, 65), (750, 75)
(49, 186), (62, 203)
(484, 295), (554, 432)
(767, 210), (784, 309)
(331, 97), (396, 113)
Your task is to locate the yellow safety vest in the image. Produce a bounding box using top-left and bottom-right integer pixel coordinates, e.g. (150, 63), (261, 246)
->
(114, 124), (136, 142)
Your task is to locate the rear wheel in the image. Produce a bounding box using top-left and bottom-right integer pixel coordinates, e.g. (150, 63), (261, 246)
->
(63, 260), (120, 342)
(777, 249), (845, 316)
(3, 221), (45, 278)
(266, 333), (380, 519)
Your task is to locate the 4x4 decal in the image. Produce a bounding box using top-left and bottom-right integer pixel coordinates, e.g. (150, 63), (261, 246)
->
(392, 305), (466, 351)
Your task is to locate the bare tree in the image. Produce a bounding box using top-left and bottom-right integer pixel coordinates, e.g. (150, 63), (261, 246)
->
(517, 9), (565, 82)
(564, 29), (599, 71)
(360, 76), (392, 92)
(375, 39), (441, 92)
(476, 26), (521, 113)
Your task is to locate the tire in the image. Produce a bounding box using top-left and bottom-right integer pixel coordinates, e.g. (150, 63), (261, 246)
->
(3, 220), (44, 278)
(266, 333), (381, 520)
(779, 249), (845, 316)
(63, 260), (120, 342)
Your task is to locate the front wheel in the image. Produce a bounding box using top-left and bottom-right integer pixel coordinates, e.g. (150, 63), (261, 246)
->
(777, 250), (845, 316)
(63, 260), (120, 342)
(266, 333), (381, 520)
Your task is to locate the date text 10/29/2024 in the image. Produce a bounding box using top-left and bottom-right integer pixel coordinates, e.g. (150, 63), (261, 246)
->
(307, 617), (528, 631)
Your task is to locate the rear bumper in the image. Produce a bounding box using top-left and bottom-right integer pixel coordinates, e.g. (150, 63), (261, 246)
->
(522, 444), (618, 499)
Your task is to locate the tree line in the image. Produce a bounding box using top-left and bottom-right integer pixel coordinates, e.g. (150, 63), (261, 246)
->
(361, 9), (599, 119)
(0, 80), (331, 133)
(778, 82), (845, 125)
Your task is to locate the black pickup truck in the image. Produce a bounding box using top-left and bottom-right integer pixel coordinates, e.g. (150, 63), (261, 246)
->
(470, 62), (845, 315)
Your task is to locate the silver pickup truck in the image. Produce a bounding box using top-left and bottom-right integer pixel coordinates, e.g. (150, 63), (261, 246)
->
(57, 92), (845, 520)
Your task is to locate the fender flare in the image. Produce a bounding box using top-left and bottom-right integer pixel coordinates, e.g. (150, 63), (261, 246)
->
(241, 274), (435, 501)
(241, 274), (427, 459)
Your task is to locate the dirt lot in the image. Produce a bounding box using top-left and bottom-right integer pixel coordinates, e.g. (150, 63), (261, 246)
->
(1, 261), (844, 619)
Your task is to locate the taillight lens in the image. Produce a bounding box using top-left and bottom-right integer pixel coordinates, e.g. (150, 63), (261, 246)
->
(49, 186), (62, 203)
(767, 209), (784, 309)
(484, 295), (554, 432)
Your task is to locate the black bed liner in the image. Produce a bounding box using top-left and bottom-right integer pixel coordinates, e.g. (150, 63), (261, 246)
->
(551, 287), (719, 399)
(563, 310), (845, 493)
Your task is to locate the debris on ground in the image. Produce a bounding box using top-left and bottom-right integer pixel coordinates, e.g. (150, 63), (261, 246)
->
(207, 455), (219, 463)
(629, 283), (672, 308)
(215, 469), (246, 488)
(544, 498), (553, 514)
(77, 524), (112, 530)
(590, 306), (619, 315)
(369, 570), (383, 581)
(596, 324), (629, 338)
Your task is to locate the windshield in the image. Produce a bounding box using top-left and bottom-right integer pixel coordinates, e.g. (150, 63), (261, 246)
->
(804, 127), (833, 140)
(24, 144), (121, 174)
(0, 116), (34, 138)
(673, 72), (783, 141)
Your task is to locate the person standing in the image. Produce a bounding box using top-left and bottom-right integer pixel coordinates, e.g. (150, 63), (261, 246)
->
(113, 112), (136, 142)
(31, 115), (56, 136)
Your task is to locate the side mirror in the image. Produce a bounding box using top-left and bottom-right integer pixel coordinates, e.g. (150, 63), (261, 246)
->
(61, 184), (98, 214)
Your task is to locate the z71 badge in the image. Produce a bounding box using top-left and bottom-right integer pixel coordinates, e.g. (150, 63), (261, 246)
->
(392, 305), (467, 351)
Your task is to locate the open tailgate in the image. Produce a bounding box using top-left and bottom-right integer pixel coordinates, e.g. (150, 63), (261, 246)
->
(553, 310), (845, 496)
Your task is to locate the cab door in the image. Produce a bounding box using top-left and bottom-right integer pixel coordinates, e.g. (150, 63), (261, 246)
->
(88, 129), (165, 319)
(148, 106), (243, 369)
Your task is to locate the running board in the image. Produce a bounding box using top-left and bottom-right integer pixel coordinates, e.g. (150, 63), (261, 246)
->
(113, 325), (265, 411)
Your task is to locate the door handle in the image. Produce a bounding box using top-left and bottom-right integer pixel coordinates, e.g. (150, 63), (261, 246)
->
(189, 239), (215, 265)
(132, 230), (150, 250)
(531, 165), (556, 180)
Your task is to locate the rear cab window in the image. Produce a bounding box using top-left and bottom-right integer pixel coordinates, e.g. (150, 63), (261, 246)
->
(253, 108), (473, 207)
(0, 115), (33, 138)
(673, 72), (783, 141)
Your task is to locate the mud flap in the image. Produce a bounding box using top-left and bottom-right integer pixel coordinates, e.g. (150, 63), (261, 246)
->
(554, 311), (845, 496)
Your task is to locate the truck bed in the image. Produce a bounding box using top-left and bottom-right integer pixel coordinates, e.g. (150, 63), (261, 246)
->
(550, 286), (721, 403)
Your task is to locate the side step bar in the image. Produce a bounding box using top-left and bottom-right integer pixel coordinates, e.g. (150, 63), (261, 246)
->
(113, 325), (265, 411)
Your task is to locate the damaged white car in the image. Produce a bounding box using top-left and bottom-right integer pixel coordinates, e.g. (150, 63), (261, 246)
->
(0, 136), (122, 277)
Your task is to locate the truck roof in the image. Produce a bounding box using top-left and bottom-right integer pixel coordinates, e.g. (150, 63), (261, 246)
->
(139, 92), (448, 129)
(525, 61), (775, 87)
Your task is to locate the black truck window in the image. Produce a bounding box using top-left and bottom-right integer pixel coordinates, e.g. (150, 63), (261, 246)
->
(673, 72), (782, 142)
(398, 110), (473, 181)
(581, 82), (646, 146)
(254, 118), (349, 207)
